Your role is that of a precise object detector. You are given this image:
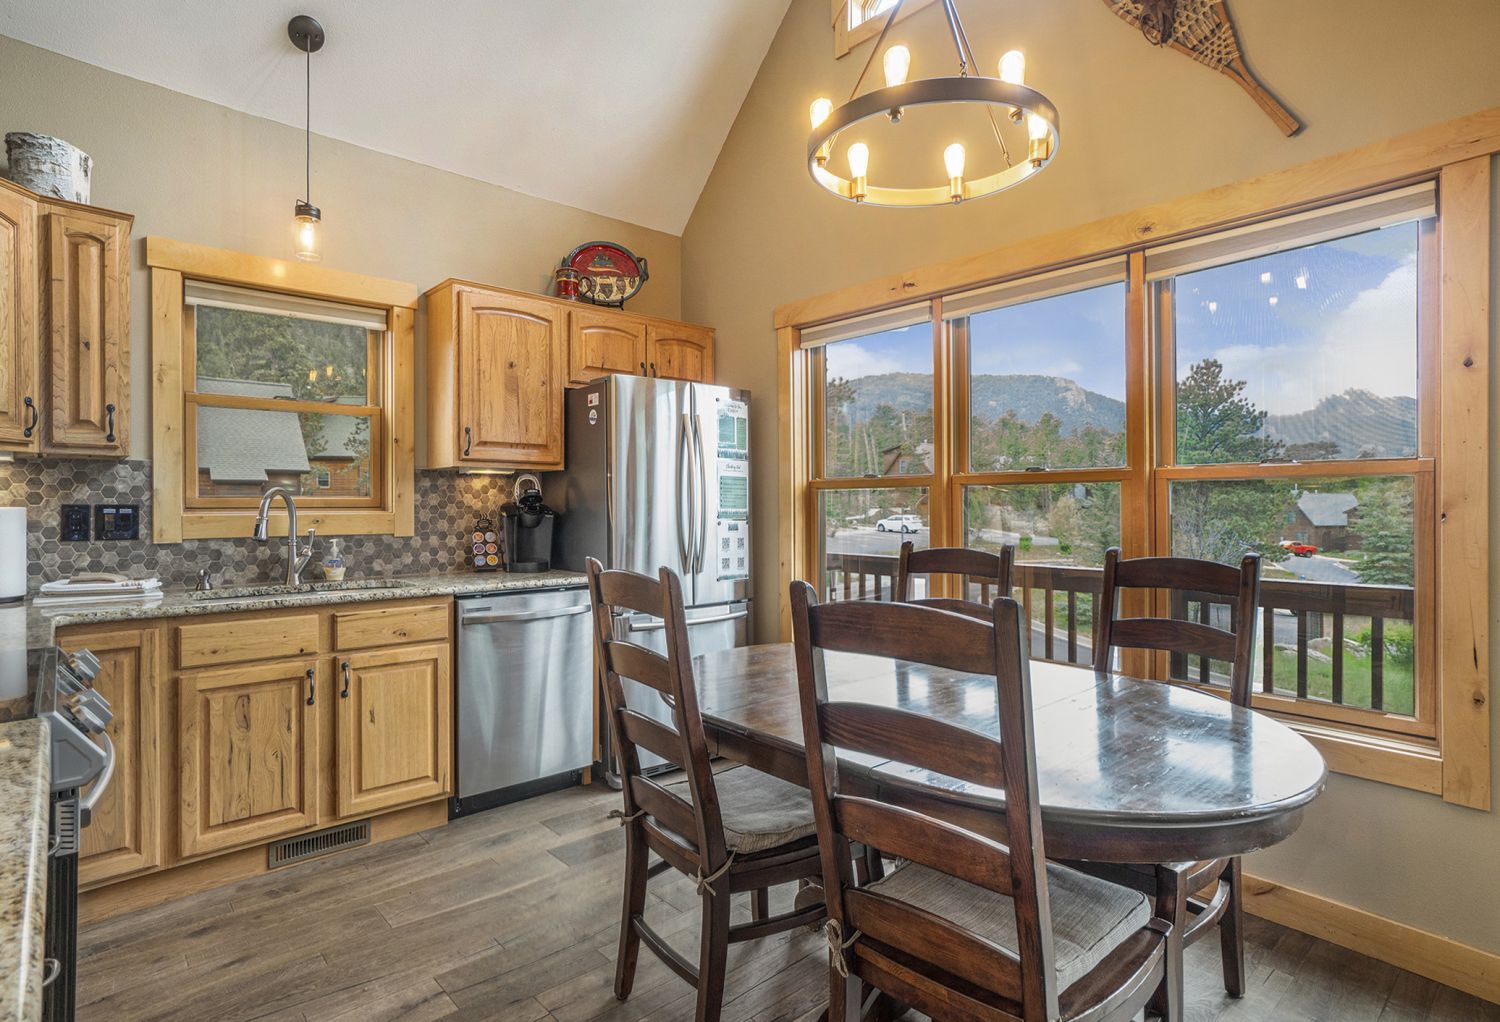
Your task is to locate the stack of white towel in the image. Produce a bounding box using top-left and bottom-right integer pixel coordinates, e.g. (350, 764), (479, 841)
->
(35, 575), (164, 606)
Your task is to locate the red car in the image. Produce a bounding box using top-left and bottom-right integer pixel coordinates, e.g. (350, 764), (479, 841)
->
(1279, 540), (1319, 557)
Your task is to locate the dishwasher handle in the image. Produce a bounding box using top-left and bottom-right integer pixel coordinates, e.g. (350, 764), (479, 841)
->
(461, 604), (591, 626)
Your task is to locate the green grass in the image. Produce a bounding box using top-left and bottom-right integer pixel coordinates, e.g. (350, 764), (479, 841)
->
(1266, 647), (1415, 715)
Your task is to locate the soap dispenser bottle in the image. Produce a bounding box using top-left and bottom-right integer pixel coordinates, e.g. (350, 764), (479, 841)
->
(323, 539), (347, 582)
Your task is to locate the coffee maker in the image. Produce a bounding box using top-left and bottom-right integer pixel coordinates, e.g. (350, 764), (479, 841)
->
(500, 474), (556, 573)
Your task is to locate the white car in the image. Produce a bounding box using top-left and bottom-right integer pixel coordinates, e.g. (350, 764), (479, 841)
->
(876, 514), (925, 534)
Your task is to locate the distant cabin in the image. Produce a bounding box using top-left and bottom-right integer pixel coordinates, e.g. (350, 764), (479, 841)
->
(1287, 491), (1359, 551)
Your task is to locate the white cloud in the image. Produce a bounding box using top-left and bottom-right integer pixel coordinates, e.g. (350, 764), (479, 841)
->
(1204, 256), (1418, 415)
(825, 342), (909, 380)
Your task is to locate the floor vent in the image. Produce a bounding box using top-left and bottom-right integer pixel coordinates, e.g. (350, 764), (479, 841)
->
(268, 819), (371, 869)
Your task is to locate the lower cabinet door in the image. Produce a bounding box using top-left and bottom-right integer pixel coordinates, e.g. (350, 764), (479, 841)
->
(336, 643), (453, 818)
(177, 659), (320, 858)
(70, 626), (161, 886)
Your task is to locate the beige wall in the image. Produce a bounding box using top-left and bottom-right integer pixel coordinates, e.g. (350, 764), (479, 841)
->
(0, 35), (683, 460)
(682, 0), (1500, 954)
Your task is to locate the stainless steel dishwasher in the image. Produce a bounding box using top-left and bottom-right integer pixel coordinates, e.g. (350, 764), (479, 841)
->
(452, 584), (594, 815)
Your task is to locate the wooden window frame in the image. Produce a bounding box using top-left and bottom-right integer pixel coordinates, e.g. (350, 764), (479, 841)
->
(778, 107), (1499, 808)
(148, 237), (418, 541)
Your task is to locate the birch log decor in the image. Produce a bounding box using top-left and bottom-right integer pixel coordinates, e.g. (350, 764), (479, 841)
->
(4, 131), (92, 202)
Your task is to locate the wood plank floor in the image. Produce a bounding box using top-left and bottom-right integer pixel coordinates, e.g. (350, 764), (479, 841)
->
(78, 781), (1498, 1021)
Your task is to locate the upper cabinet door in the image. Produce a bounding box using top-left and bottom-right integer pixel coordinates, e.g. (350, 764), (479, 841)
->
(457, 289), (565, 468)
(45, 209), (128, 455)
(568, 307), (647, 386)
(647, 323), (715, 384)
(0, 186), (39, 452)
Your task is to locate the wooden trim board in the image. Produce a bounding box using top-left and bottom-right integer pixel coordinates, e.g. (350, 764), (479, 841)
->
(1244, 872), (1500, 1006)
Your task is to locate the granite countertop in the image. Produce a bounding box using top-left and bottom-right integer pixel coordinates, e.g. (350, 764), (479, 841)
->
(0, 718), (50, 1022)
(0, 569), (586, 721)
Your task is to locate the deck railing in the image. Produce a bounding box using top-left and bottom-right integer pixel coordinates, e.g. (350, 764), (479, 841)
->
(820, 552), (1416, 713)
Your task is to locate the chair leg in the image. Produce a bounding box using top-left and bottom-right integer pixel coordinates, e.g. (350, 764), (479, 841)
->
(695, 890), (732, 1022)
(828, 967), (861, 1022)
(613, 828), (649, 1001)
(1150, 866), (1185, 1022)
(1220, 857), (1246, 998)
(752, 887), (770, 922)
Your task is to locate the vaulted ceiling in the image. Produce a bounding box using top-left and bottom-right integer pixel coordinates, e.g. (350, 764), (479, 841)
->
(0, 1), (793, 234)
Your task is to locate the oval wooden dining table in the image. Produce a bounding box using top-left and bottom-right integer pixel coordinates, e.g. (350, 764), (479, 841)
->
(692, 643), (1328, 864)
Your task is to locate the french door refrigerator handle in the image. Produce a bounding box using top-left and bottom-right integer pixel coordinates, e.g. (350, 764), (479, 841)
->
(680, 412), (698, 576)
(692, 413), (709, 575)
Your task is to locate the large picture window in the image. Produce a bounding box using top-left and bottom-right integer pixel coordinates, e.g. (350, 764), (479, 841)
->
(789, 180), (1458, 773)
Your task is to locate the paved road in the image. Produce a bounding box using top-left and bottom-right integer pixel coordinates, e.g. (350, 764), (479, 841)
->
(1279, 554), (1361, 584)
(825, 527), (926, 556)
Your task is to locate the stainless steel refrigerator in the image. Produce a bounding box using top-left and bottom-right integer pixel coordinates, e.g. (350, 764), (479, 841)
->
(548, 375), (752, 774)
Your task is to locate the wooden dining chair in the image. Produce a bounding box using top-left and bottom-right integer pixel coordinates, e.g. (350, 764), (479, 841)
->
(586, 559), (825, 1022)
(790, 583), (1178, 1022)
(1090, 546), (1262, 1006)
(894, 540), (1016, 620)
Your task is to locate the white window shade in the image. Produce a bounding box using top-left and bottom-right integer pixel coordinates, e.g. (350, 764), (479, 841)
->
(1145, 181), (1437, 282)
(800, 303), (931, 348)
(184, 279), (389, 331)
(942, 258), (1127, 320)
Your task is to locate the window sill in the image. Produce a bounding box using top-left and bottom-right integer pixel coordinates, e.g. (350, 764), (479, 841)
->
(835, 0), (938, 58)
(1275, 714), (1443, 796)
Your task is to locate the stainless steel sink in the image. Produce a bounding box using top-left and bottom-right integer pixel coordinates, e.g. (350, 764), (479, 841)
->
(191, 579), (418, 603)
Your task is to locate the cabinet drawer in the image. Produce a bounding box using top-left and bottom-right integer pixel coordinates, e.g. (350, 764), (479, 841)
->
(333, 602), (450, 651)
(176, 613), (320, 669)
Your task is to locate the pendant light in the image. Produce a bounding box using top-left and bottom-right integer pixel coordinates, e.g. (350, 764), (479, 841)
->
(288, 15), (325, 262)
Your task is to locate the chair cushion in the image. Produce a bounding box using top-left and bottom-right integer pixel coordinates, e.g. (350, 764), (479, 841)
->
(865, 860), (1151, 991)
(666, 766), (817, 854)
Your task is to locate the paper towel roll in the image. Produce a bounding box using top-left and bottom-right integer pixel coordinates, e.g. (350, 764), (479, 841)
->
(0, 506), (24, 603)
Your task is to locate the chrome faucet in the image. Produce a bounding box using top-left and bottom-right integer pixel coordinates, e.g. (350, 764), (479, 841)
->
(252, 486), (316, 587)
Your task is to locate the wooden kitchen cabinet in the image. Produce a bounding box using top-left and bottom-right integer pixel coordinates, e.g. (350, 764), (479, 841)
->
(177, 658), (321, 858)
(0, 176), (132, 457)
(426, 280), (566, 469)
(0, 181), (40, 454)
(57, 626), (163, 887)
(44, 207), (130, 456)
(568, 306), (647, 386)
(335, 642), (453, 818)
(647, 322), (715, 383)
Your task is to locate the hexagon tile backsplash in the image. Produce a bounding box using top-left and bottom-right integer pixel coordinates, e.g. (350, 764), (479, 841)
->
(0, 459), (518, 592)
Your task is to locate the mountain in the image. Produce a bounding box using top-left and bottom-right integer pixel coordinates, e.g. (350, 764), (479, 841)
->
(1263, 390), (1417, 460)
(845, 373), (1126, 433)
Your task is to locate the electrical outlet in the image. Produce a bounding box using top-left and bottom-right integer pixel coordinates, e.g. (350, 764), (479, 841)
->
(61, 504), (91, 542)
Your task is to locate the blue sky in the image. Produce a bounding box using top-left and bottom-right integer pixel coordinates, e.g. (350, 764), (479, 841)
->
(822, 219), (1420, 419)
(1173, 221), (1418, 415)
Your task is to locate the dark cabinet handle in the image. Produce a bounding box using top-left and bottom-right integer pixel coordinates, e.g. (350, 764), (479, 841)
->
(22, 396), (37, 439)
(639, 361), (646, 375)
(104, 403), (116, 443)
(649, 362), (657, 377)
(340, 661), (351, 699)
(463, 425), (473, 457)
(305, 667), (316, 706)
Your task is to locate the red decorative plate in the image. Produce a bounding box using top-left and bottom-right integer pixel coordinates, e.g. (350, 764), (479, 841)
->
(565, 241), (649, 308)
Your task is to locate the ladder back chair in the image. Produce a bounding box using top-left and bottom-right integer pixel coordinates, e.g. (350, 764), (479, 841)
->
(586, 559), (824, 1022)
(894, 540), (1016, 620)
(790, 583), (1178, 1022)
(1090, 546), (1262, 1007)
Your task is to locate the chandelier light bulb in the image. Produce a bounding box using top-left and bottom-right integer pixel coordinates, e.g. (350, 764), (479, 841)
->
(944, 143), (966, 203)
(999, 50), (1026, 84)
(847, 142), (870, 202)
(809, 97), (833, 130)
(943, 143), (967, 179)
(883, 45), (911, 88)
(1026, 113), (1052, 167)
